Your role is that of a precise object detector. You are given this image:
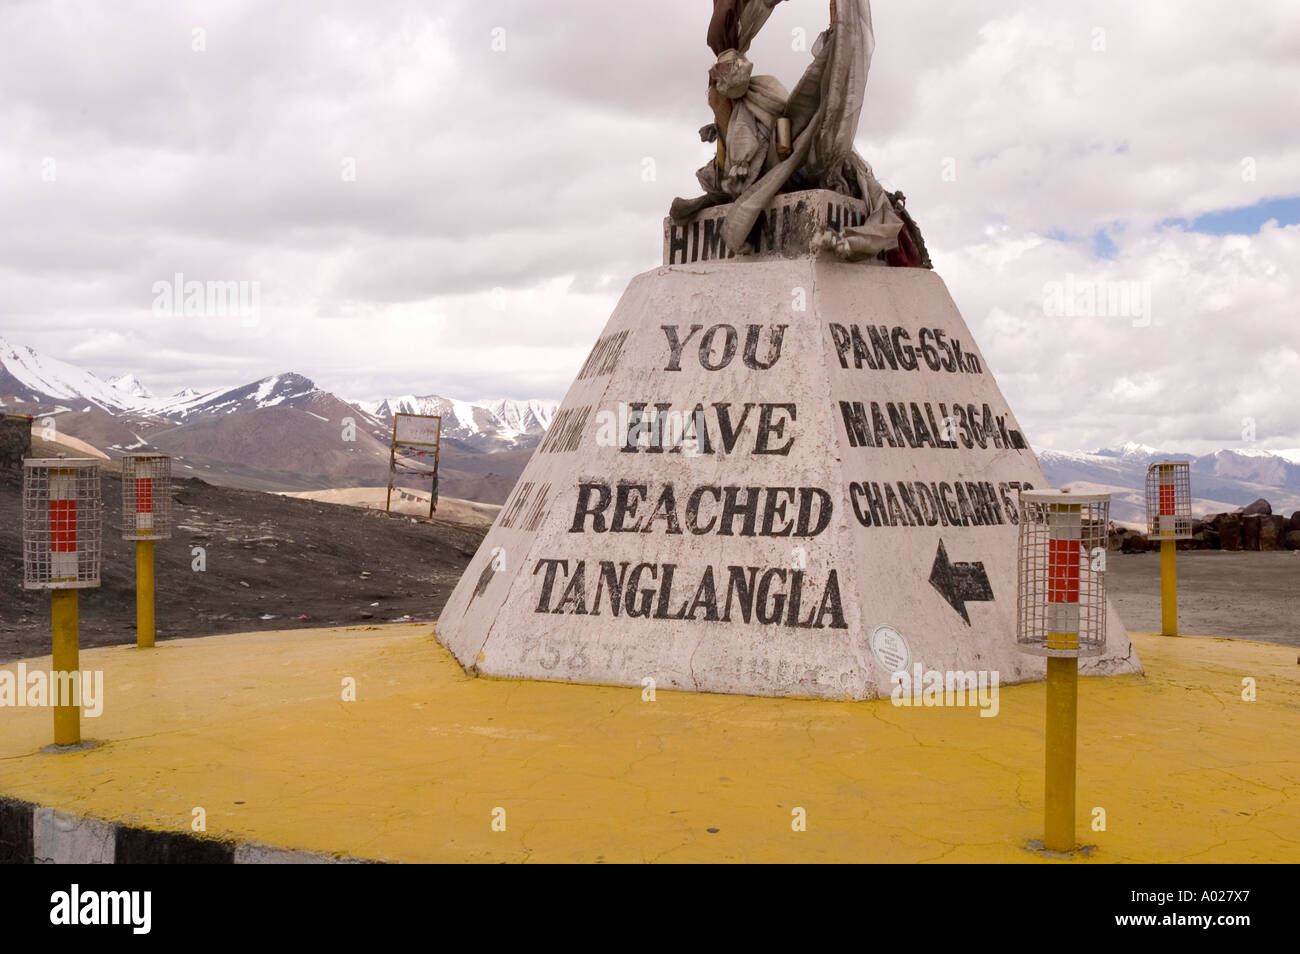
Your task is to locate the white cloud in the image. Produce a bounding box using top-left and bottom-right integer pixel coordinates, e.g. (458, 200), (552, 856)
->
(0, 0), (1297, 450)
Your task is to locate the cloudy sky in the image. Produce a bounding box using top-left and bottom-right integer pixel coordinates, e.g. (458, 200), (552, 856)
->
(2, 0), (1297, 453)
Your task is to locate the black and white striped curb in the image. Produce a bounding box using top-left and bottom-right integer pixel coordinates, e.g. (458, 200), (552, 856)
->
(0, 797), (369, 864)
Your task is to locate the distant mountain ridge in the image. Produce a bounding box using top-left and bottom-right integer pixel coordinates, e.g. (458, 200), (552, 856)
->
(359, 395), (558, 451)
(0, 336), (554, 501)
(0, 336), (130, 411)
(6, 336), (1299, 514)
(0, 336), (556, 452)
(1039, 444), (1300, 524)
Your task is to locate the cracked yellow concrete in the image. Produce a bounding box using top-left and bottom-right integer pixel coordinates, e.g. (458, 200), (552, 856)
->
(1, 624), (1297, 862)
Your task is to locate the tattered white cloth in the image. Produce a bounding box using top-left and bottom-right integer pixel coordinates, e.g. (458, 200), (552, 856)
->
(677, 0), (904, 261)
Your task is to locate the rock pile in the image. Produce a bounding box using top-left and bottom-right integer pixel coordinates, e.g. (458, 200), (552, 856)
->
(1108, 498), (1300, 552)
(0, 414), (31, 472)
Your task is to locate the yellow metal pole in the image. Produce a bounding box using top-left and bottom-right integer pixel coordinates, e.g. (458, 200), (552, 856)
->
(1044, 655), (1078, 853)
(1160, 538), (1177, 636)
(51, 589), (80, 746)
(136, 539), (155, 648)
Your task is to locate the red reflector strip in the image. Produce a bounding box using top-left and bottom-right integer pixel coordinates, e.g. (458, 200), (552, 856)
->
(1047, 537), (1079, 603)
(50, 499), (77, 552)
(136, 477), (153, 513)
(1158, 484), (1175, 516)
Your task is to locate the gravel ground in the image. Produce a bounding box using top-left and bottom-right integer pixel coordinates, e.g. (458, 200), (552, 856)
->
(6, 467), (1295, 661)
(0, 471), (488, 662)
(1106, 549), (1300, 647)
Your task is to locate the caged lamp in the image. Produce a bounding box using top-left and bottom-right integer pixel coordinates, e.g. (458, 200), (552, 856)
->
(120, 453), (172, 648)
(23, 458), (103, 590)
(120, 453), (173, 541)
(1145, 460), (1191, 637)
(22, 457), (102, 746)
(1016, 489), (1111, 855)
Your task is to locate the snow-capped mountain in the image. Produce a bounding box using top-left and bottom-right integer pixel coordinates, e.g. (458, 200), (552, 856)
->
(0, 335), (132, 411)
(1040, 445), (1300, 524)
(148, 372), (326, 419)
(108, 373), (154, 402)
(481, 398), (558, 438)
(0, 338), (556, 499)
(18, 334), (1294, 514)
(365, 394), (559, 450)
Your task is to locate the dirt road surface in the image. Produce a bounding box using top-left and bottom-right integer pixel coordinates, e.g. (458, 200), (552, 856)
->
(1107, 550), (1300, 647)
(0, 471), (489, 662)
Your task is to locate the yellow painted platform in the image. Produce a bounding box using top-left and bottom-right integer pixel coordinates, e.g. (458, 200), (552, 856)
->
(1, 625), (1297, 862)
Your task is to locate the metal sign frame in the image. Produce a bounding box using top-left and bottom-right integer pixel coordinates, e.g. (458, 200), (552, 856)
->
(386, 413), (442, 518)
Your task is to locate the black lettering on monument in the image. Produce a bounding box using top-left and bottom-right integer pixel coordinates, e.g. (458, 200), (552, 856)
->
(662, 324), (704, 371)
(702, 218), (728, 261)
(653, 564), (684, 619)
(571, 481), (611, 532)
(809, 569), (847, 629)
(553, 562), (588, 614)
(829, 323), (852, 368)
(926, 404), (956, 449)
(891, 327), (918, 370)
(848, 480), (1017, 530)
(719, 486), (760, 537)
(532, 558), (848, 630)
(760, 487), (796, 537)
(753, 403), (796, 455)
(871, 403), (897, 448)
(687, 485), (721, 534)
(620, 403), (649, 453)
(840, 401), (872, 448)
(570, 483), (832, 539)
(578, 330), (630, 380)
(678, 405), (714, 455)
(742, 324), (787, 370)
(669, 224), (688, 265)
(533, 558), (569, 611)
(722, 566), (758, 623)
(867, 325), (898, 370)
(625, 563), (657, 618)
(795, 487), (833, 536)
(644, 403), (675, 454)
(501, 481), (534, 528)
(699, 324), (739, 370)
(759, 207), (778, 253)
(612, 481), (647, 532)
(642, 484), (683, 534)
(909, 403), (936, 448)
(681, 566), (720, 621)
(540, 405), (591, 454)
(756, 568), (787, 624)
(616, 402), (799, 455)
(968, 404), (988, 449)
(591, 561), (631, 616)
(887, 402), (916, 449)
(835, 325), (985, 375)
(522, 483), (551, 532)
(713, 402), (754, 452)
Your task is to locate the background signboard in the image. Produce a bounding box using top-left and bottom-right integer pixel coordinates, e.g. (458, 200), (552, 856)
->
(388, 413), (442, 516)
(395, 414), (443, 447)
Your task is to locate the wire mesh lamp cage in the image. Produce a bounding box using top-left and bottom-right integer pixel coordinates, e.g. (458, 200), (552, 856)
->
(1016, 491), (1110, 658)
(22, 458), (103, 590)
(1145, 460), (1192, 541)
(121, 453), (172, 540)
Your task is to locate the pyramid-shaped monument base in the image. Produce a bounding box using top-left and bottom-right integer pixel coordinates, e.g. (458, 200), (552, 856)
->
(437, 253), (1141, 699)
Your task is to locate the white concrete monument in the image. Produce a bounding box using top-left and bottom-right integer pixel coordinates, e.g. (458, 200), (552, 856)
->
(434, 0), (1140, 698)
